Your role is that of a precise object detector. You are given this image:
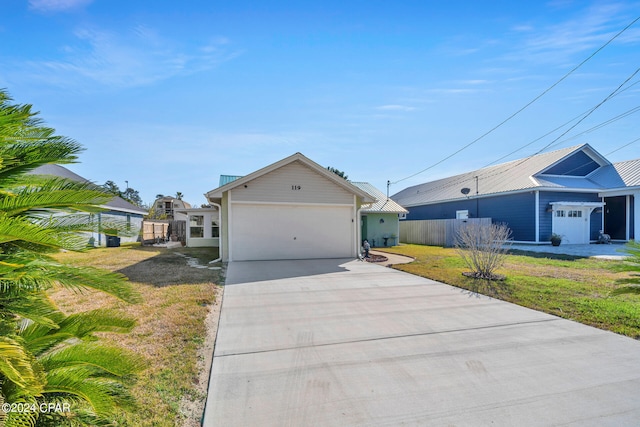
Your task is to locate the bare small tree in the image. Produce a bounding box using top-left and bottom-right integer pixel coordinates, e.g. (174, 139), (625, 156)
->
(455, 222), (512, 281)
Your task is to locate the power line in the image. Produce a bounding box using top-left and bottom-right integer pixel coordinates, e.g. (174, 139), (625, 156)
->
(394, 64), (640, 201)
(527, 67), (640, 157)
(394, 102), (640, 203)
(482, 79), (640, 168)
(390, 14), (640, 186)
(393, 64), (640, 201)
(605, 137), (640, 156)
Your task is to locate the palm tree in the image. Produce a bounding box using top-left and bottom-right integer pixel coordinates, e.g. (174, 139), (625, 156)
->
(0, 89), (140, 426)
(4, 308), (141, 426)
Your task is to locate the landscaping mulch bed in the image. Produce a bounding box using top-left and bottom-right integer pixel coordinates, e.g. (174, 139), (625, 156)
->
(365, 254), (389, 263)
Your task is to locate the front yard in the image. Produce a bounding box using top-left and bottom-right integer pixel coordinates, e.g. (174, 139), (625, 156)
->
(51, 244), (222, 427)
(48, 242), (639, 425)
(377, 244), (640, 339)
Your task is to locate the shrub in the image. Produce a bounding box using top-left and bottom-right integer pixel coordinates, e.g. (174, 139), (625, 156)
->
(454, 222), (512, 281)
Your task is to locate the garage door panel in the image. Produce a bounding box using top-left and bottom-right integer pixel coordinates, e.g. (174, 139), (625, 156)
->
(231, 204), (354, 261)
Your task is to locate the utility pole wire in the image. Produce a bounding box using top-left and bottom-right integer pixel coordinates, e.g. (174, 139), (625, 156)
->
(392, 67), (640, 202)
(530, 67), (640, 157)
(390, 14), (640, 187)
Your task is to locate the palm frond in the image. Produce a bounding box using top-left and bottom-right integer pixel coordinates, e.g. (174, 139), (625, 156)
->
(40, 343), (141, 378)
(2, 292), (61, 329)
(0, 178), (111, 218)
(0, 138), (83, 183)
(0, 215), (70, 249)
(0, 337), (39, 391)
(56, 309), (136, 339)
(2, 397), (38, 427)
(21, 309), (135, 356)
(43, 372), (136, 417)
(0, 251), (140, 303)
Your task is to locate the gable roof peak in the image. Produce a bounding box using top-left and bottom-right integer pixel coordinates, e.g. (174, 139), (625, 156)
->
(391, 144), (613, 207)
(206, 152), (376, 203)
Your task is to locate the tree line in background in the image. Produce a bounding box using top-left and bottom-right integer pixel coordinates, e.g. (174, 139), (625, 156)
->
(101, 180), (144, 208)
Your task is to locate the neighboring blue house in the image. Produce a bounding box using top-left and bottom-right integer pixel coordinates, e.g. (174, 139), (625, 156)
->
(392, 144), (640, 244)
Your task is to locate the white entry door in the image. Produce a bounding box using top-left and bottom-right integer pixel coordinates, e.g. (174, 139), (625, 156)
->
(552, 207), (589, 244)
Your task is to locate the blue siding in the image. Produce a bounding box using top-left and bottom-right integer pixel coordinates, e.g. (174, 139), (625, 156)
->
(543, 151), (599, 176)
(405, 192), (536, 241)
(538, 191), (600, 241)
(405, 190), (607, 243)
(405, 199), (477, 221)
(480, 193), (536, 241)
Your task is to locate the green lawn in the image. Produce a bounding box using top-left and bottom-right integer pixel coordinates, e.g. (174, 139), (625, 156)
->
(376, 244), (640, 339)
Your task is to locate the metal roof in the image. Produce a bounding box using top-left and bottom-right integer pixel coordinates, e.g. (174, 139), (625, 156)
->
(31, 164), (89, 182)
(30, 164), (148, 215)
(391, 144), (637, 207)
(219, 175), (243, 187)
(351, 182), (408, 213)
(612, 158), (640, 187)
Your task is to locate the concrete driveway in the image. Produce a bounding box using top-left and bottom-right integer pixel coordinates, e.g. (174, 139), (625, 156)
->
(203, 259), (640, 426)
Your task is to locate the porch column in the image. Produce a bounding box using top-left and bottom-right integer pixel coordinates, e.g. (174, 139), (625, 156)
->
(634, 192), (640, 240)
(534, 191), (540, 243)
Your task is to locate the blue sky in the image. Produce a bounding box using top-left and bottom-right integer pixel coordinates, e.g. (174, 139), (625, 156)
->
(2, 0), (639, 207)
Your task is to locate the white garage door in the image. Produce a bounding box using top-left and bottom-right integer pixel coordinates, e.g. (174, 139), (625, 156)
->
(552, 206), (589, 244)
(230, 203), (355, 261)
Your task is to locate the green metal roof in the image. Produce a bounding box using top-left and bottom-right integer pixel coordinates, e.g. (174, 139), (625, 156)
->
(218, 175), (243, 187)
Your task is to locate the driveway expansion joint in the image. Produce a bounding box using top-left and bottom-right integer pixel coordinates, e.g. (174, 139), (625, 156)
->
(216, 317), (560, 358)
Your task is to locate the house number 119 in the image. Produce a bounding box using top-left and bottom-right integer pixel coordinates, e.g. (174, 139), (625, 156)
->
(291, 185), (301, 190)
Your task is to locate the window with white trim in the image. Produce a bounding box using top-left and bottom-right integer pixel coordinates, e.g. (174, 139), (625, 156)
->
(211, 219), (220, 238)
(190, 215), (204, 238)
(555, 210), (565, 217)
(456, 210), (469, 219)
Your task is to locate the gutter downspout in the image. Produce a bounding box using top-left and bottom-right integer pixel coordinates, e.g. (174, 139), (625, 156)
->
(208, 200), (223, 264)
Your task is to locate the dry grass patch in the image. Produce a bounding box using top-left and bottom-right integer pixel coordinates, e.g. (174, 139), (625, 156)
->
(50, 245), (222, 427)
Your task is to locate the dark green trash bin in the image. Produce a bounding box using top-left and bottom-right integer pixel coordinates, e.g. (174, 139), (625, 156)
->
(106, 235), (121, 247)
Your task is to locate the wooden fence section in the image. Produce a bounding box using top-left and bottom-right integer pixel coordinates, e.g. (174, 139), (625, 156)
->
(142, 221), (169, 243)
(400, 218), (492, 247)
(170, 220), (186, 244)
(142, 220), (187, 244)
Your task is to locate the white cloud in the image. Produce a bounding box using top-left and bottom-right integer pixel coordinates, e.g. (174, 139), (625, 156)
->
(457, 79), (491, 85)
(507, 2), (637, 63)
(16, 25), (241, 89)
(376, 104), (416, 112)
(29, 0), (92, 12)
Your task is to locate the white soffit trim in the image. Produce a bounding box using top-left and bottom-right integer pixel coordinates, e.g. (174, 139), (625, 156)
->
(549, 201), (604, 207)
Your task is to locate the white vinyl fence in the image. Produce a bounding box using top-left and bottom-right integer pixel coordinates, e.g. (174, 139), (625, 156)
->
(400, 218), (492, 247)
